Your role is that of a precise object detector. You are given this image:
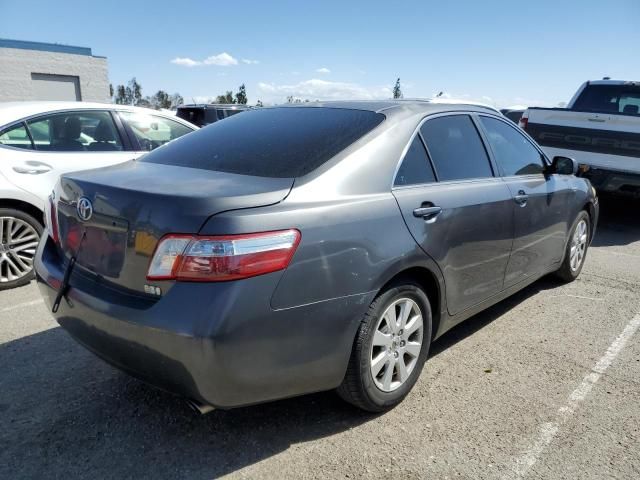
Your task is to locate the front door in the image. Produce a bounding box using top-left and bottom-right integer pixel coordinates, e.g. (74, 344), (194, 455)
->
(477, 115), (573, 287)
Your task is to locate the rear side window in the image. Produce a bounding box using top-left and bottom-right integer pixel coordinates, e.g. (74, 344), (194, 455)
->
(119, 111), (194, 151)
(573, 84), (640, 116)
(141, 107), (385, 178)
(25, 111), (123, 152)
(0, 123), (33, 150)
(420, 115), (493, 181)
(394, 136), (436, 186)
(479, 116), (544, 176)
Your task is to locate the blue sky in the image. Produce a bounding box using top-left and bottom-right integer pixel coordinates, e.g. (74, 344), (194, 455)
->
(2, 0), (639, 107)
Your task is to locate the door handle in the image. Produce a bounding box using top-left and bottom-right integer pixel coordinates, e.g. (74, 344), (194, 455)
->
(514, 190), (528, 206)
(413, 205), (442, 220)
(13, 165), (51, 175)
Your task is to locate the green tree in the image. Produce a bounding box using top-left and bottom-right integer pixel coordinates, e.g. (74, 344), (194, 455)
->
(235, 84), (248, 105)
(256, 99), (263, 107)
(170, 93), (184, 108)
(109, 83), (114, 100)
(125, 77), (143, 105)
(115, 85), (127, 104)
(151, 90), (171, 109)
(215, 91), (236, 104)
(393, 78), (403, 99)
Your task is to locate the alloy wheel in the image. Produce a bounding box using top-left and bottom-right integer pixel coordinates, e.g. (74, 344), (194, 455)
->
(370, 297), (424, 392)
(569, 219), (588, 272)
(0, 216), (40, 283)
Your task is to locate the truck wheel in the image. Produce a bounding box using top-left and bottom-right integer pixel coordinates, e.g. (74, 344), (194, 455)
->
(337, 282), (432, 412)
(0, 208), (43, 290)
(555, 211), (590, 283)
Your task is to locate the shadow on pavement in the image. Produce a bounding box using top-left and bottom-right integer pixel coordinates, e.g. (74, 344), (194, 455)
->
(591, 194), (640, 247)
(0, 326), (376, 479)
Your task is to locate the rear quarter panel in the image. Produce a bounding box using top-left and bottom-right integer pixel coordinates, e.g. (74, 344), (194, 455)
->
(200, 193), (444, 311)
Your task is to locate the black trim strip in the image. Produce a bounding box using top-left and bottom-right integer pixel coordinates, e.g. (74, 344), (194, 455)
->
(526, 122), (640, 159)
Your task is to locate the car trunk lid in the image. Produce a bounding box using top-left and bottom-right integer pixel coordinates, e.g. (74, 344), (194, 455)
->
(55, 160), (293, 294)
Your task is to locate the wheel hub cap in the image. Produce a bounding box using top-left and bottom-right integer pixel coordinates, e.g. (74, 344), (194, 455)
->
(569, 219), (588, 272)
(0, 216), (39, 283)
(370, 297), (424, 392)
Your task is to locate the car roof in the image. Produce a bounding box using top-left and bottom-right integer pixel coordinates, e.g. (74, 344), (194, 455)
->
(0, 101), (191, 128)
(179, 103), (251, 109)
(272, 99), (502, 116)
(587, 79), (640, 86)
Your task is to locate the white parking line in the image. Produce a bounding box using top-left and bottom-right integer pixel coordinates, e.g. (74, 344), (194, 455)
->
(506, 312), (640, 479)
(0, 298), (44, 312)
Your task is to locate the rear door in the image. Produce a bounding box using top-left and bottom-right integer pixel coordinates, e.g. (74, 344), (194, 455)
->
(0, 110), (134, 204)
(392, 113), (514, 315)
(477, 114), (572, 287)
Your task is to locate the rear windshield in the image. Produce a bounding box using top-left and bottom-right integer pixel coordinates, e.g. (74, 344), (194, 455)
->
(573, 84), (640, 116)
(140, 107), (385, 178)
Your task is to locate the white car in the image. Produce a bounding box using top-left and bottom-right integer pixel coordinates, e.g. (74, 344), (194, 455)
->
(0, 101), (197, 289)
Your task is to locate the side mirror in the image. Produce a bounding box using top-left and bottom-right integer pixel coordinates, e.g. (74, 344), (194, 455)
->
(548, 156), (578, 176)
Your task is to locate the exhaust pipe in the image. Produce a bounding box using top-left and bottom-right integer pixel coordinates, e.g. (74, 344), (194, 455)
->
(186, 399), (215, 415)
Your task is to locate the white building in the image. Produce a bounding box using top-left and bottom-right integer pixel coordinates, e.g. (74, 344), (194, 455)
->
(0, 39), (109, 103)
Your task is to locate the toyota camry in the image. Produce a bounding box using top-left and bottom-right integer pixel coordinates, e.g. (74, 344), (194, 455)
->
(35, 101), (598, 412)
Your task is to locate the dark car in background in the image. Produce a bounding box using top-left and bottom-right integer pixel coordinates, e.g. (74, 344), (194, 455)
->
(36, 101), (598, 413)
(176, 103), (250, 127)
(501, 108), (525, 124)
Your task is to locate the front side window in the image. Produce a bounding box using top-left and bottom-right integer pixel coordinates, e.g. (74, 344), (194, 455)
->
(420, 115), (493, 181)
(394, 135), (436, 186)
(479, 116), (544, 176)
(0, 123), (33, 150)
(26, 111), (123, 152)
(119, 111), (194, 151)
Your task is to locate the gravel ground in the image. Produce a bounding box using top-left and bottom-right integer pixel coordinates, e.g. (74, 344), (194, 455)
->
(1, 195), (639, 479)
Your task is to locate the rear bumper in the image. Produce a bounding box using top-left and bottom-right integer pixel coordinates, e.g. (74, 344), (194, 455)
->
(35, 234), (373, 408)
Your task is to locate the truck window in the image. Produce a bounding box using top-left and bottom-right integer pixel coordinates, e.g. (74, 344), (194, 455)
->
(573, 84), (640, 116)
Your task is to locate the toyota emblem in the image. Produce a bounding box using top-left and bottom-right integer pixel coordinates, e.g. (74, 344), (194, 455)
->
(76, 197), (93, 221)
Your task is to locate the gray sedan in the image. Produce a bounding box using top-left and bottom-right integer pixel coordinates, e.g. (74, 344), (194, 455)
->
(35, 101), (598, 412)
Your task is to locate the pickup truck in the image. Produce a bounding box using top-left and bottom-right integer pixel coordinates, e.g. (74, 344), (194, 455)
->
(519, 79), (640, 196)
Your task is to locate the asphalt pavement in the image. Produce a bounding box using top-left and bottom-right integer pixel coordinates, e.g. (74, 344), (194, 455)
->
(1, 195), (638, 479)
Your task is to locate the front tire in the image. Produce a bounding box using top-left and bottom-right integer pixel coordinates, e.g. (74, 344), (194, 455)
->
(337, 282), (432, 412)
(555, 211), (590, 283)
(0, 208), (43, 290)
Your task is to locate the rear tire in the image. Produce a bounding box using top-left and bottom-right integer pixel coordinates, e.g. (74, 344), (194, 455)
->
(0, 208), (43, 290)
(554, 211), (590, 283)
(337, 282), (432, 412)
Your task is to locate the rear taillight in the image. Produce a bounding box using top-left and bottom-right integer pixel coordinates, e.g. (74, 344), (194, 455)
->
(147, 229), (301, 282)
(45, 194), (60, 244)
